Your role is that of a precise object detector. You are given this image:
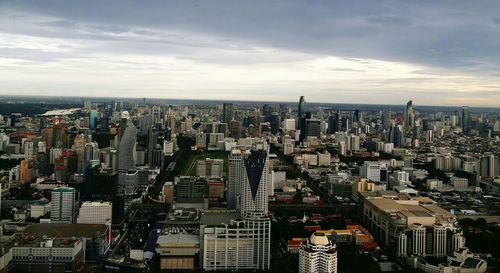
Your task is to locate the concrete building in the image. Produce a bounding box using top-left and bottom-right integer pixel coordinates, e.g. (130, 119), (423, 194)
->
(299, 232), (337, 273)
(196, 158), (224, 178)
(118, 117), (138, 194)
(227, 148), (250, 209)
(240, 150), (269, 217)
(77, 201), (112, 225)
(201, 148), (271, 271)
(51, 187), (78, 224)
(10, 237), (85, 273)
(201, 211), (271, 271)
(156, 233), (200, 270)
(175, 176), (210, 199)
(360, 161), (388, 183)
(360, 192), (465, 258)
(451, 177), (468, 190)
(407, 248), (487, 273)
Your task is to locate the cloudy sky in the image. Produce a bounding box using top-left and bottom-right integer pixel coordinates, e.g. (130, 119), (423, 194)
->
(1, 1), (500, 106)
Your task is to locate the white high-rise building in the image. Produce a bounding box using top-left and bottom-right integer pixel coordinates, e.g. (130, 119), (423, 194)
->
(202, 148), (271, 271)
(202, 214), (271, 271)
(77, 201), (112, 224)
(360, 161), (388, 182)
(227, 149), (250, 209)
(51, 187), (78, 223)
(283, 119), (296, 131)
(349, 134), (360, 152)
(240, 150), (269, 217)
(299, 232), (338, 273)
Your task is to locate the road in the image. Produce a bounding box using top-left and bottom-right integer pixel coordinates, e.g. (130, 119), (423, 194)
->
(105, 151), (183, 267)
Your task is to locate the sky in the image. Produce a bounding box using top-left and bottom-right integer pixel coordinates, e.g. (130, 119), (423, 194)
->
(0, 1), (500, 107)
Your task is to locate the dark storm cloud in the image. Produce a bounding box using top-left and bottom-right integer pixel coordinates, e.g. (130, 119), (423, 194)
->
(1, 0), (500, 71)
(0, 0), (499, 106)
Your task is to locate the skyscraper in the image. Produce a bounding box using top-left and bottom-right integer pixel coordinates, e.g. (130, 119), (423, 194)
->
(479, 153), (499, 179)
(382, 108), (392, 130)
(89, 110), (97, 130)
(222, 103), (234, 124)
(204, 147), (271, 270)
(404, 100), (415, 129)
(298, 96), (306, 129)
(51, 187), (78, 223)
(462, 106), (470, 134)
(241, 149), (269, 216)
(299, 232), (338, 273)
(118, 115), (138, 194)
(228, 149), (249, 209)
(389, 124), (405, 147)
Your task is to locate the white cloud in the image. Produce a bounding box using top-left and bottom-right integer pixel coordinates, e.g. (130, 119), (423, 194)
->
(0, 6), (499, 107)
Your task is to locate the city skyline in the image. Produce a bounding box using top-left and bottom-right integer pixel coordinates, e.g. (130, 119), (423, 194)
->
(1, 1), (500, 106)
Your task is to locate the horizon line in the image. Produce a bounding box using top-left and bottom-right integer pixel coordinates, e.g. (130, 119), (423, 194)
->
(0, 94), (498, 110)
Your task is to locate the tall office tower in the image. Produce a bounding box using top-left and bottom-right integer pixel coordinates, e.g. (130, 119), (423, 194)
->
(77, 201), (112, 224)
(353, 109), (361, 123)
(297, 96), (306, 129)
(341, 116), (350, 132)
(279, 103), (288, 120)
(227, 149), (250, 209)
(328, 111), (341, 134)
(152, 105), (161, 124)
(252, 108), (262, 137)
(299, 111), (312, 142)
(222, 103), (234, 124)
(389, 124), (405, 147)
(10, 113), (22, 128)
(241, 149), (269, 216)
(461, 106), (470, 134)
(404, 100), (414, 128)
(299, 232), (338, 273)
(118, 117), (138, 194)
(89, 110), (97, 130)
(262, 104), (274, 120)
(479, 153), (499, 179)
(230, 120), (242, 139)
(51, 187), (78, 223)
(84, 99), (92, 110)
(382, 108), (392, 129)
(305, 119), (321, 138)
(147, 126), (158, 168)
(270, 112), (280, 135)
(166, 112), (176, 134)
(203, 148), (271, 271)
(349, 134), (360, 152)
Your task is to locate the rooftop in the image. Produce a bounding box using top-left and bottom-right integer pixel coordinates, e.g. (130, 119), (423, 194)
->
(25, 223), (108, 238)
(200, 210), (241, 226)
(156, 234), (199, 247)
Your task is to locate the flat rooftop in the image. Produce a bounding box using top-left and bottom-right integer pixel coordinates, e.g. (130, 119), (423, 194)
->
(25, 223), (108, 238)
(157, 234), (199, 247)
(366, 198), (451, 221)
(200, 210), (241, 226)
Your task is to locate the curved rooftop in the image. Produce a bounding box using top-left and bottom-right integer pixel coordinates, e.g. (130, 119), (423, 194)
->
(310, 232), (329, 246)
